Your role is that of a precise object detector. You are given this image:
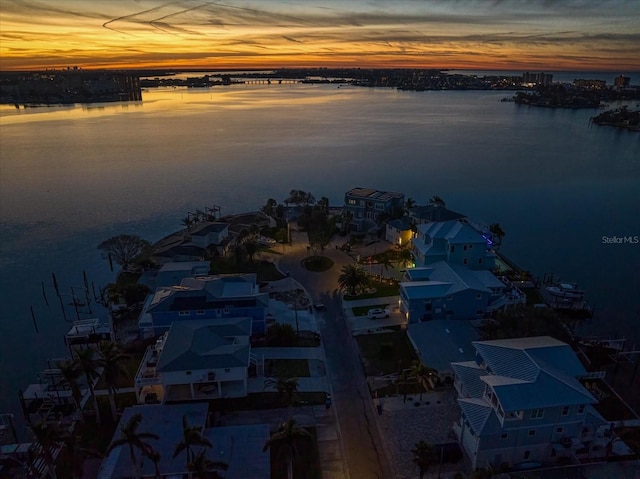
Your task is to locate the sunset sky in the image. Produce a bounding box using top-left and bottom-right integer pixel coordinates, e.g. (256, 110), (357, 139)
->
(1, 0), (639, 72)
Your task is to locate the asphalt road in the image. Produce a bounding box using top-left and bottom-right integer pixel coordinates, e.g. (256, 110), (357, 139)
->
(278, 232), (394, 479)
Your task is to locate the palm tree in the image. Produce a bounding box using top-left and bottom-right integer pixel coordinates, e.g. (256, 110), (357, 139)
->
(410, 361), (438, 401)
(338, 264), (369, 296)
(187, 448), (229, 479)
(173, 415), (213, 470)
(74, 347), (102, 424)
(143, 447), (162, 479)
(107, 413), (160, 479)
(318, 196), (330, 215)
(405, 197), (416, 211)
(30, 421), (67, 479)
(398, 247), (414, 268)
(97, 341), (130, 421)
(411, 440), (436, 479)
(428, 195), (446, 207)
(264, 375), (299, 407)
(181, 216), (193, 232)
(263, 418), (312, 479)
(243, 239), (259, 262)
(489, 223), (505, 249)
(56, 358), (83, 413)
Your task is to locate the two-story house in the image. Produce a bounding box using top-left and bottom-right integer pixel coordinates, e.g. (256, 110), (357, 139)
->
(134, 317), (255, 404)
(412, 220), (495, 270)
(138, 273), (269, 337)
(343, 187), (404, 233)
(399, 263), (517, 322)
(451, 336), (604, 470)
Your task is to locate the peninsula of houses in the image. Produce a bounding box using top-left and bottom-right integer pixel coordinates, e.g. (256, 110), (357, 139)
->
(2, 187), (638, 479)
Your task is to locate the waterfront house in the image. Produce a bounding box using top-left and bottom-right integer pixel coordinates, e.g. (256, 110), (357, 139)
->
(98, 403), (270, 479)
(98, 404), (209, 478)
(412, 220), (495, 270)
(385, 216), (414, 247)
(399, 263), (524, 322)
(343, 187), (404, 233)
(138, 273), (269, 338)
(451, 336), (608, 470)
(134, 317), (255, 404)
(188, 221), (231, 255)
(138, 261), (210, 291)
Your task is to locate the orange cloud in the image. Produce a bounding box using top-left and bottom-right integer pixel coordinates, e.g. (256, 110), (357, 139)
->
(1, 1), (639, 72)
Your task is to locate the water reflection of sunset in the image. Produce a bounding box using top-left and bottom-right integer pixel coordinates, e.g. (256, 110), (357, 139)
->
(1, 1), (639, 71)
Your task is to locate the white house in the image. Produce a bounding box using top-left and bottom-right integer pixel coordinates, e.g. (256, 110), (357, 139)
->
(135, 317), (256, 404)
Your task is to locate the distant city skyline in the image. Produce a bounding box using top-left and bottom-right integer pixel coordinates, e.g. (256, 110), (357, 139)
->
(1, 0), (639, 72)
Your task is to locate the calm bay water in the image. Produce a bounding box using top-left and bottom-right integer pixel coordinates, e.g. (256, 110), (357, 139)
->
(1, 81), (639, 428)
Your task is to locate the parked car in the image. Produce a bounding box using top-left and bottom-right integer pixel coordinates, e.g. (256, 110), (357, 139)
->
(367, 308), (390, 319)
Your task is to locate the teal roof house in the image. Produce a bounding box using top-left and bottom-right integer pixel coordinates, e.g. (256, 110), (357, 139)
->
(134, 317), (255, 404)
(412, 220), (495, 270)
(399, 263), (525, 322)
(451, 336), (609, 470)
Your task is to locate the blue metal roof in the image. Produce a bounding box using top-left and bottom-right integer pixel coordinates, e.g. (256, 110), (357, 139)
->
(451, 361), (486, 398)
(156, 318), (252, 372)
(459, 398), (503, 436)
(408, 320), (479, 372)
(459, 337), (596, 412)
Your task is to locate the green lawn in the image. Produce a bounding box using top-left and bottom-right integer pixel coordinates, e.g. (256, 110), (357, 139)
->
(301, 255), (334, 272)
(355, 331), (419, 376)
(265, 359), (311, 377)
(211, 258), (285, 281)
(344, 279), (399, 300)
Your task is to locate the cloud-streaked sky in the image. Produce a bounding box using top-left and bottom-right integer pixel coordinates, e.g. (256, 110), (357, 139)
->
(1, 0), (639, 71)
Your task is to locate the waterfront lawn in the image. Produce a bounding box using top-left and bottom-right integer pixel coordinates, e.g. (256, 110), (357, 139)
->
(265, 359), (311, 378)
(356, 331), (418, 376)
(344, 279), (399, 301)
(211, 258), (285, 281)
